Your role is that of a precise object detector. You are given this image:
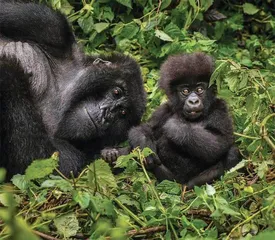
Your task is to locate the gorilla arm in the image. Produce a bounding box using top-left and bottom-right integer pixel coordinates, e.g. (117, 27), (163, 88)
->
(163, 101), (233, 164)
(0, 1), (74, 57)
(128, 103), (176, 180)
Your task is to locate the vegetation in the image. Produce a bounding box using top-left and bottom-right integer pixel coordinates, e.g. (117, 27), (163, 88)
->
(0, 0), (274, 239)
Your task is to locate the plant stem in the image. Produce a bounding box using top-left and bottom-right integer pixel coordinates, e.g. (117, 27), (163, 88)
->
(234, 132), (260, 140)
(114, 198), (146, 227)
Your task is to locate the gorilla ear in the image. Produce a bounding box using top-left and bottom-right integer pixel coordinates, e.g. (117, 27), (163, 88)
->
(159, 52), (215, 95)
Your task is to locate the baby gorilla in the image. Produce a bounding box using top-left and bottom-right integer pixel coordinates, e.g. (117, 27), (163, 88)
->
(129, 53), (240, 188)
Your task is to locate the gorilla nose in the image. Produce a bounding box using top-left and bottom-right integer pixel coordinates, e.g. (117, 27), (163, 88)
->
(188, 97), (199, 105)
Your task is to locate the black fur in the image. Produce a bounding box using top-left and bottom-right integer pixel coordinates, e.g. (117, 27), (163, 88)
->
(129, 53), (240, 188)
(0, 2), (146, 179)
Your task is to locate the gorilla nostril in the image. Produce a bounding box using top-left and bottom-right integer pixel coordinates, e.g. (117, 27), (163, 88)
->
(188, 99), (199, 105)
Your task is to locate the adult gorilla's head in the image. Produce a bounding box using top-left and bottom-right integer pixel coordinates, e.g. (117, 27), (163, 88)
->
(52, 53), (146, 145)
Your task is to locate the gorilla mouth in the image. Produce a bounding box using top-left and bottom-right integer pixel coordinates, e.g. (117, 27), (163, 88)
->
(189, 110), (201, 115)
(185, 110), (202, 119)
(84, 107), (98, 132)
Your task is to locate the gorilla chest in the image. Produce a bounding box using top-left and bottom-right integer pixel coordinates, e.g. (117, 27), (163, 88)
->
(156, 136), (204, 181)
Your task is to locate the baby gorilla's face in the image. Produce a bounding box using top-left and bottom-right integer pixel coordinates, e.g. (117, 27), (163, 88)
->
(176, 82), (208, 120)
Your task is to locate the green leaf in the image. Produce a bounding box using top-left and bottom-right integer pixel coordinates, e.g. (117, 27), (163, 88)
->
(77, 15), (94, 34)
(164, 23), (185, 40)
(193, 219), (208, 229)
(247, 140), (260, 152)
(160, 0), (172, 10)
(120, 22), (139, 39)
(216, 196), (240, 216)
(94, 22), (110, 33)
(54, 213), (79, 238)
(100, 6), (114, 21)
(12, 217), (40, 240)
(73, 190), (90, 209)
(142, 147), (154, 158)
(115, 152), (136, 168)
(87, 159), (117, 193)
(243, 3), (259, 15)
(156, 180), (181, 194)
(201, 0), (214, 11)
(0, 193), (10, 207)
(116, 0), (132, 9)
(155, 30), (173, 42)
(257, 161), (269, 179)
(41, 177), (73, 192)
(245, 94), (255, 116)
(57, 0), (74, 15)
(116, 194), (140, 210)
(198, 39), (216, 46)
(90, 196), (116, 218)
(25, 155), (58, 180)
(194, 186), (205, 198)
(11, 174), (29, 191)
(222, 205), (241, 216)
(252, 230), (275, 240)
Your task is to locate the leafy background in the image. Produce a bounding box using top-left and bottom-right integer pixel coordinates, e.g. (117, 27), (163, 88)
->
(0, 0), (274, 239)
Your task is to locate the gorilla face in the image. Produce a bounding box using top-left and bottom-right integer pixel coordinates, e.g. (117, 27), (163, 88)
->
(176, 82), (207, 120)
(52, 54), (146, 144)
(57, 85), (132, 141)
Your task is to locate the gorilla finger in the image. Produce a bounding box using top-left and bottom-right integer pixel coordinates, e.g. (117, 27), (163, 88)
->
(144, 156), (157, 169)
(101, 150), (112, 163)
(111, 150), (119, 162)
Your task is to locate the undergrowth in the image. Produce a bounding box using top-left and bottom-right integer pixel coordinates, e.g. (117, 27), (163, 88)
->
(0, 0), (274, 239)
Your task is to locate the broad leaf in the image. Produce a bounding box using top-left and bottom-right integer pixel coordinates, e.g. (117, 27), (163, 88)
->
(54, 213), (79, 238)
(243, 3), (259, 15)
(155, 30), (173, 42)
(25, 154), (58, 180)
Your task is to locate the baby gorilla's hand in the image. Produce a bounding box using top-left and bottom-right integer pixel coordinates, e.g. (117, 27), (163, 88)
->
(144, 152), (162, 170)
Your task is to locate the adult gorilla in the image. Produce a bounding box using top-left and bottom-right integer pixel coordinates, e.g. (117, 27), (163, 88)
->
(0, 2), (146, 178)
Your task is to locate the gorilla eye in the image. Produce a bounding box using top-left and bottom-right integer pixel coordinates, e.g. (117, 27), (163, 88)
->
(120, 109), (127, 116)
(196, 87), (204, 94)
(113, 87), (123, 97)
(182, 88), (190, 96)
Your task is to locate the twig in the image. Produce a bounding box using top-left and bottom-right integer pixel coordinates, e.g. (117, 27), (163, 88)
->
(127, 225), (166, 236)
(181, 185), (187, 201)
(247, 175), (259, 185)
(186, 209), (211, 217)
(104, 226), (167, 239)
(156, 0), (162, 14)
(33, 230), (60, 240)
